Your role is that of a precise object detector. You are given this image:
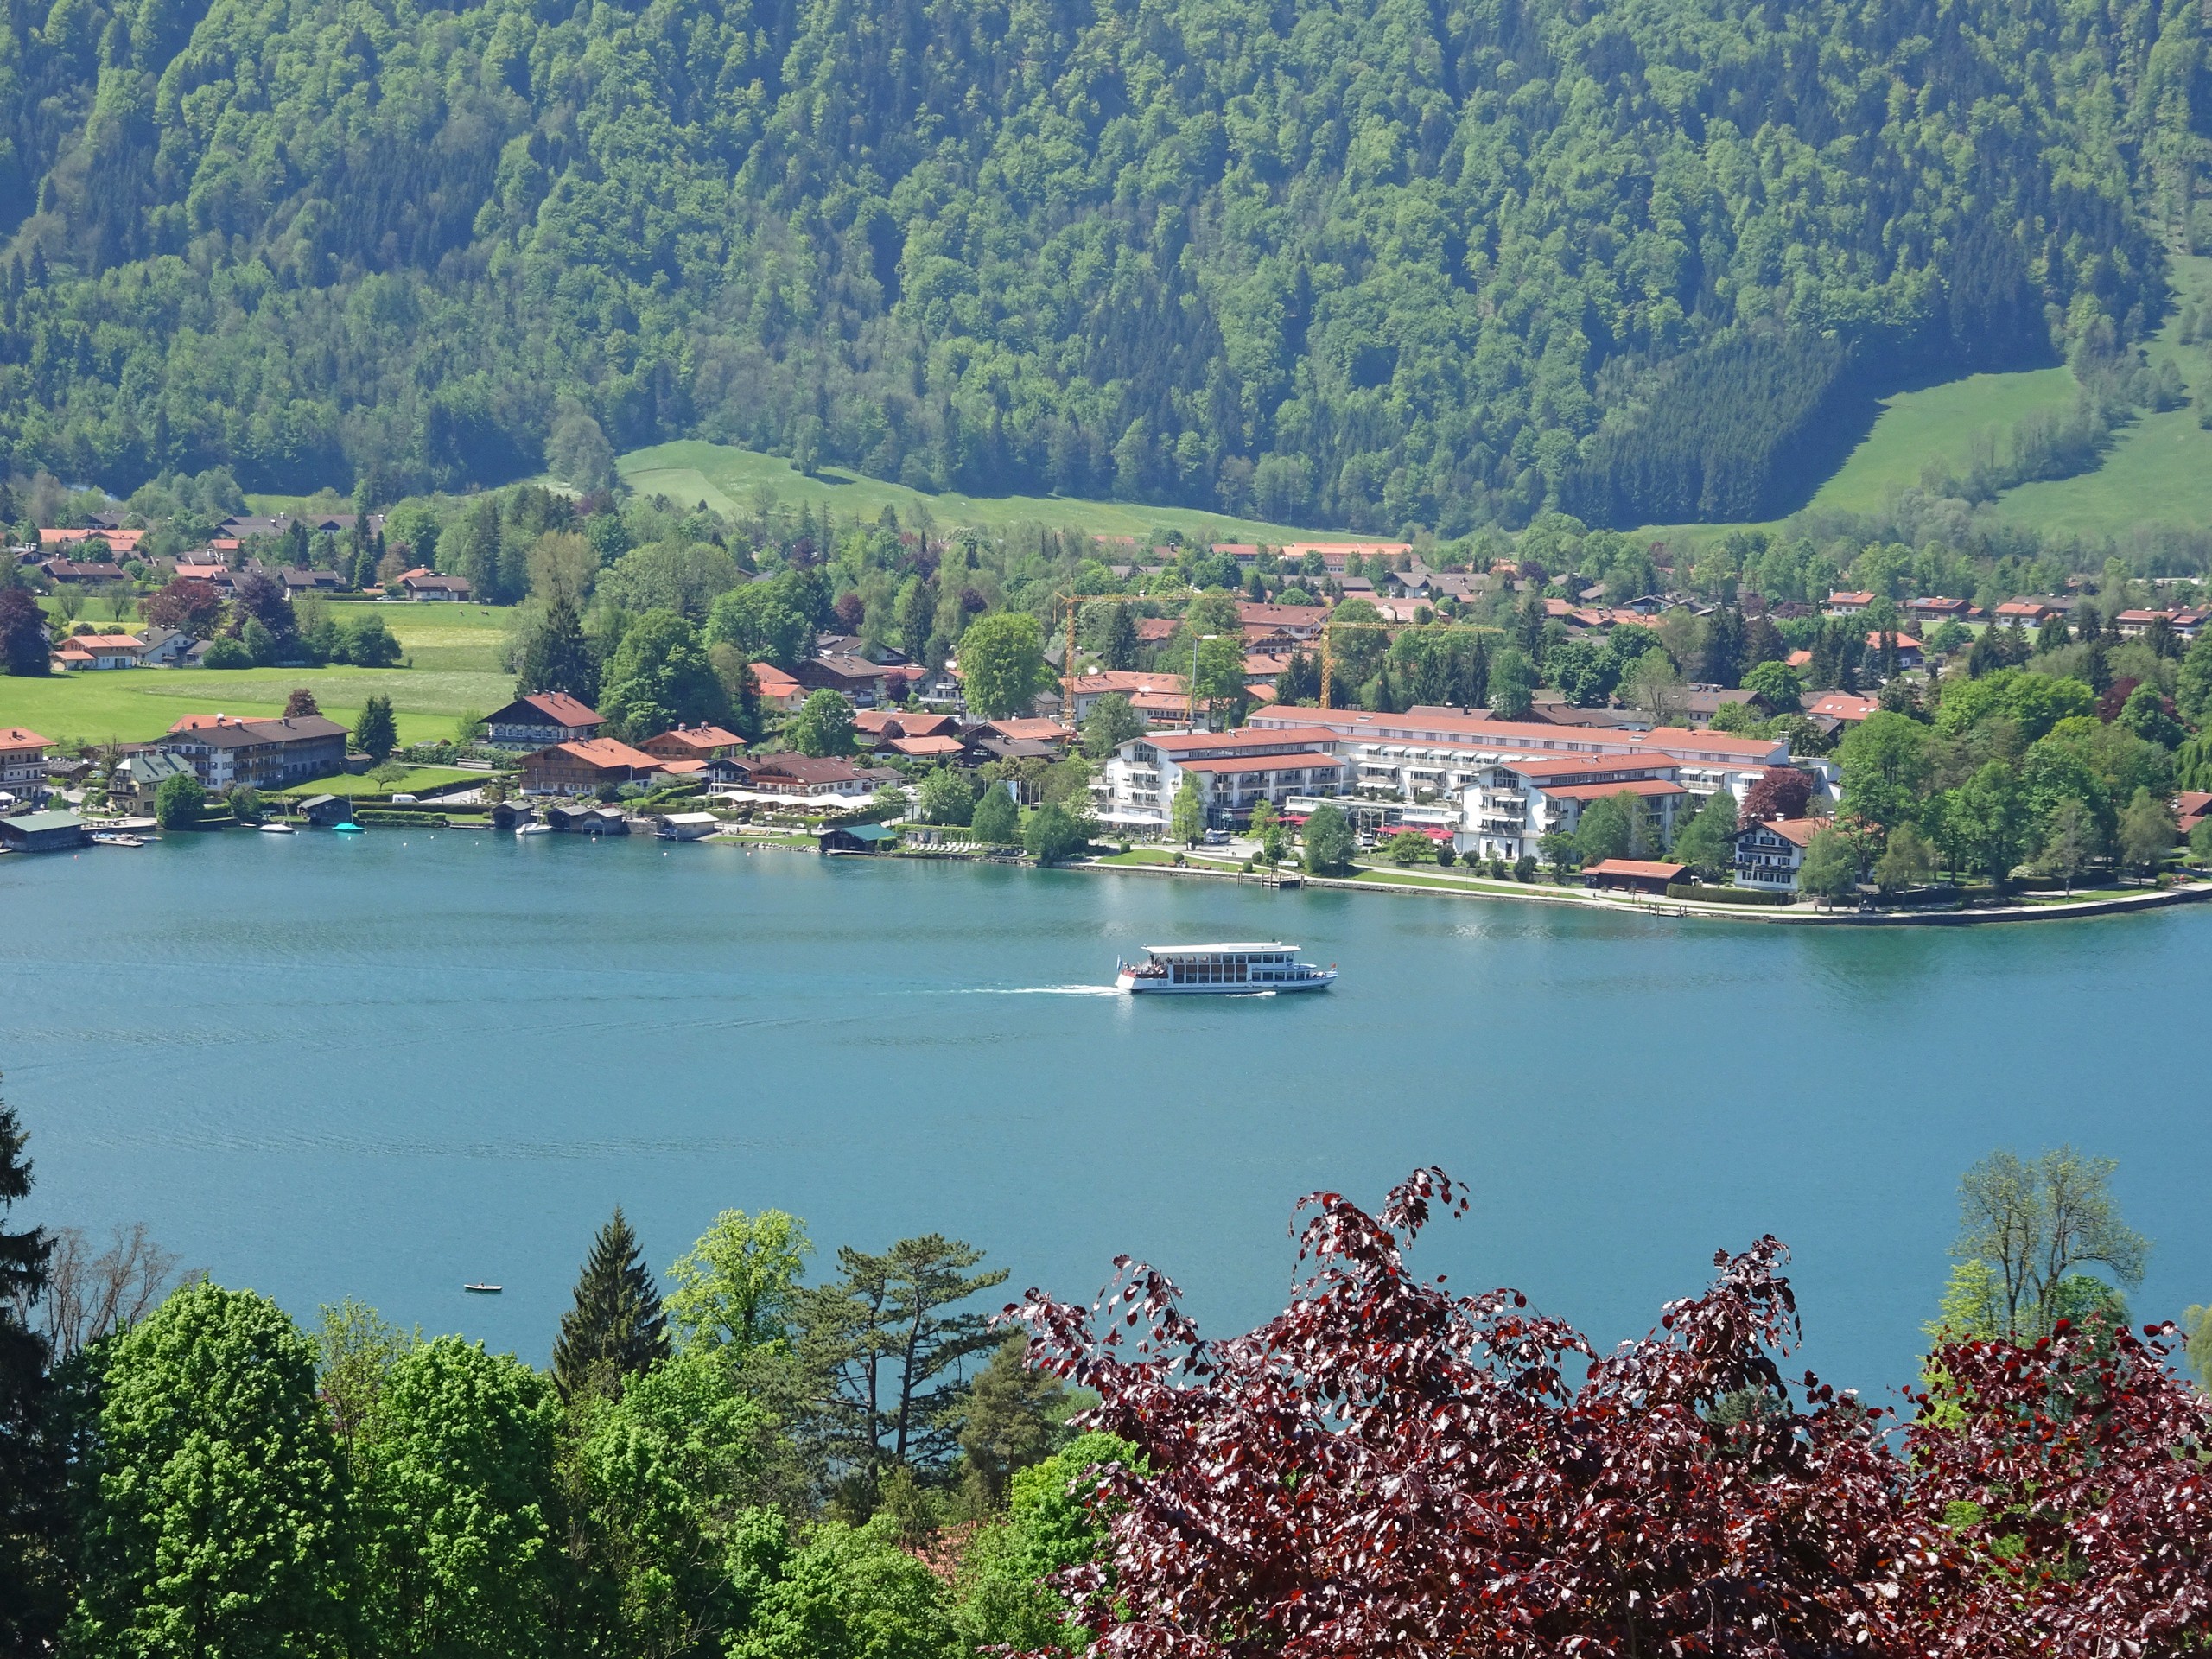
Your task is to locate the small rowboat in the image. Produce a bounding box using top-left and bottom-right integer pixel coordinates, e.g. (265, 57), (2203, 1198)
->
(463, 1282), (503, 1294)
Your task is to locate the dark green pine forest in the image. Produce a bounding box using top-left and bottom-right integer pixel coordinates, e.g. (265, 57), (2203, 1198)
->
(0, 0), (2202, 530)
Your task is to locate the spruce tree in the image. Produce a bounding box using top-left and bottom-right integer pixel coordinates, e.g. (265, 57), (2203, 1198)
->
(1101, 604), (1139, 671)
(0, 1083), (58, 1653)
(517, 592), (599, 703)
(552, 1208), (669, 1402)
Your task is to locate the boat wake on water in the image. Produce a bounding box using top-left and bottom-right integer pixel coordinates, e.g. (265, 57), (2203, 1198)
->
(956, 984), (1123, 997)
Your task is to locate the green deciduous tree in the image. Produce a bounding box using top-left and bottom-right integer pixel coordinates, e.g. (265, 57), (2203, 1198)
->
(1953, 1147), (2148, 1341)
(1797, 826), (1859, 905)
(1741, 658), (1803, 714)
(787, 690), (857, 757)
(957, 613), (1049, 719)
(355, 693), (399, 761)
(2116, 785), (2176, 879)
(728, 1514), (957, 1659)
(1669, 787), (1742, 878)
(570, 1348), (774, 1656)
(2036, 796), (2099, 894)
(1021, 802), (1088, 864)
(707, 585), (814, 671)
(1079, 694), (1145, 760)
(598, 612), (728, 741)
(1486, 647), (1536, 720)
(1872, 822), (1936, 892)
(1950, 759), (2029, 883)
(913, 768), (976, 826)
(68, 1283), (349, 1658)
(1168, 773), (1205, 846)
(1300, 802), (1354, 873)
(1836, 711), (1931, 839)
(952, 1431), (1135, 1655)
(667, 1211), (813, 1364)
(553, 1209), (671, 1405)
(154, 770), (207, 828)
(969, 786), (1019, 844)
(1539, 829), (1580, 881)
(353, 1336), (562, 1659)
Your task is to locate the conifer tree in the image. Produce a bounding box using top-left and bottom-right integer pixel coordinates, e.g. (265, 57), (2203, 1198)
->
(516, 592), (599, 703)
(0, 1082), (59, 1654)
(1100, 604), (1139, 671)
(552, 1208), (669, 1402)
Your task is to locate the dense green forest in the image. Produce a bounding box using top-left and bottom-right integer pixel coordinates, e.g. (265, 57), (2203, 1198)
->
(0, 0), (2196, 529)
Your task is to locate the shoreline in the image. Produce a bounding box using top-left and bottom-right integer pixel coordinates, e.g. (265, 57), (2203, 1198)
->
(18, 823), (2210, 928)
(1060, 851), (2212, 927)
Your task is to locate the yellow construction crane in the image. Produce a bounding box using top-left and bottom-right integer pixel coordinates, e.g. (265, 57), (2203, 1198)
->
(1054, 588), (1203, 725)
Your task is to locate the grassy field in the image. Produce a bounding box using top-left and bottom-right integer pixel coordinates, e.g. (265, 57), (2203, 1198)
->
(1636, 254), (2212, 547)
(0, 666), (505, 749)
(1802, 367), (2081, 517)
(618, 440), (1393, 545)
(274, 766), (484, 798)
(326, 601), (512, 674)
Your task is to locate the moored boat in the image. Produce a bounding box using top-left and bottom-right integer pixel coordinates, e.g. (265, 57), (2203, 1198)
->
(515, 823), (551, 836)
(463, 1282), (503, 1294)
(1116, 942), (1336, 995)
(91, 832), (144, 848)
(257, 822), (296, 834)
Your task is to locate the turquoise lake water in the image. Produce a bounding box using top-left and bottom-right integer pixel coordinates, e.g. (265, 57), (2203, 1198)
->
(1, 830), (2203, 1399)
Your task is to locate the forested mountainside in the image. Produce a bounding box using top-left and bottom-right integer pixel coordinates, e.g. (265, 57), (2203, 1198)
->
(0, 0), (2196, 530)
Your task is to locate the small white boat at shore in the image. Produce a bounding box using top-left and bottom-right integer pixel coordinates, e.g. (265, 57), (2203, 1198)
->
(91, 832), (144, 848)
(257, 822), (296, 834)
(515, 823), (551, 836)
(1116, 942), (1336, 995)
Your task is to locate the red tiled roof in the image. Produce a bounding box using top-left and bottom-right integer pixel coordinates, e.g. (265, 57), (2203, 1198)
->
(0, 728), (51, 752)
(1583, 859), (1688, 877)
(1864, 631), (1923, 650)
(887, 734), (969, 757)
(1745, 817), (1826, 848)
(1147, 725), (1342, 753)
(1173, 753), (1348, 775)
(516, 692), (603, 728)
(1542, 779), (1687, 800)
(1504, 754), (1677, 779)
(1807, 692), (1878, 721)
(539, 737), (659, 769)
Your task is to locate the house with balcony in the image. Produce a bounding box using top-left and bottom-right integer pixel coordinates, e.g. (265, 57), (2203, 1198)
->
(1094, 726), (1344, 833)
(483, 693), (605, 750)
(1731, 817), (1825, 891)
(1461, 754), (1688, 862)
(0, 728), (51, 806)
(155, 715), (348, 790)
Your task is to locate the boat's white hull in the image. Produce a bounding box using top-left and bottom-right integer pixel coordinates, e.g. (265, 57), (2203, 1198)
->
(1117, 969), (1336, 995)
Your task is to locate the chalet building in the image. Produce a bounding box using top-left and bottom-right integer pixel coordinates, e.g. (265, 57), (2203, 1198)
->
(1731, 817), (1825, 891)
(484, 693), (605, 750)
(154, 715), (348, 790)
(1821, 591), (1876, 616)
(795, 652), (900, 706)
(747, 664), (806, 711)
(640, 725), (747, 762)
(0, 728), (51, 804)
(394, 567), (471, 600)
(519, 737), (663, 795)
(1904, 596), (1974, 624)
(740, 754), (900, 797)
(53, 633), (147, 670)
(1991, 599), (2058, 627)
(108, 752), (197, 813)
(1233, 601), (1329, 643)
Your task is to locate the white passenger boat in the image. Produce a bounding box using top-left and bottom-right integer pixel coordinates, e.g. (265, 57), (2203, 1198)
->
(515, 823), (551, 836)
(1116, 942), (1336, 995)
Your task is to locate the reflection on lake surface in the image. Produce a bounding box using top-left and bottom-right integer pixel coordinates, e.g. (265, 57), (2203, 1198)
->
(2, 830), (2202, 1397)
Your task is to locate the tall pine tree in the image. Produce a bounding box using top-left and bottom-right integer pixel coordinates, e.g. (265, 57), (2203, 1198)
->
(0, 1081), (59, 1654)
(552, 1208), (669, 1402)
(517, 592), (599, 703)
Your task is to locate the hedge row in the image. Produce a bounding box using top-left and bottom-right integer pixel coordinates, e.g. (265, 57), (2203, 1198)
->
(1667, 884), (1792, 906)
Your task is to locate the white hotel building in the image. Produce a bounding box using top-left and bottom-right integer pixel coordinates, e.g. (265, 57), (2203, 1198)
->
(1096, 704), (1790, 853)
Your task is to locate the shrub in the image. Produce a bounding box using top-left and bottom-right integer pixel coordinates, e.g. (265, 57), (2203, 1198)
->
(154, 772), (206, 828)
(200, 637), (251, 669)
(1667, 883), (1791, 906)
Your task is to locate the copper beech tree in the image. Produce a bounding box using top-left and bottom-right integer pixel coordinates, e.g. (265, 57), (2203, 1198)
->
(1009, 1167), (2212, 1659)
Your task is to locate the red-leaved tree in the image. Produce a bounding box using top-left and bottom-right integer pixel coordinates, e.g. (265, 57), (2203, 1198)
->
(145, 577), (222, 637)
(1740, 765), (1813, 826)
(1010, 1169), (2212, 1659)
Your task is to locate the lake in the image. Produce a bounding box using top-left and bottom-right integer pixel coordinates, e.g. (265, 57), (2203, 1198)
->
(2, 830), (2203, 1400)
